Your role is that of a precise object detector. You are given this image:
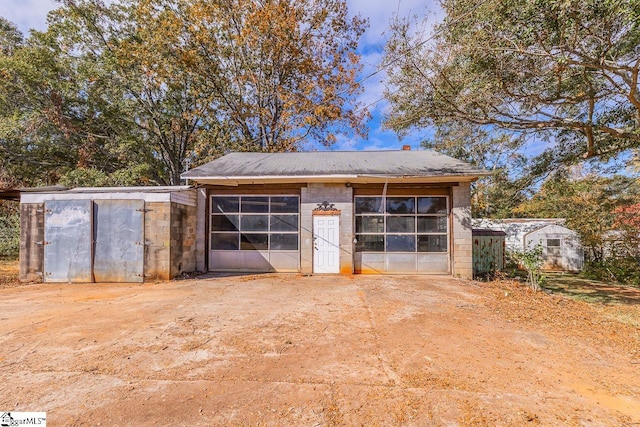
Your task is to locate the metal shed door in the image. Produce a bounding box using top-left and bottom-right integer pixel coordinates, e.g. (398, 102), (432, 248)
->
(93, 200), (144, 283)
(44, 200), (93, 283)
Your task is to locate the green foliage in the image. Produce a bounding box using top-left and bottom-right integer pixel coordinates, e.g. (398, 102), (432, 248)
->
(0, 0), (368, 186)
(512, 244), (545, 291)
(421, 123), (528, 218)
(0, 202), (19, 260)
(582, 258), (640, 287)
(58, 164), (156, 187)
(58, 168), (110, 187)
(514, 172), (640, 261)
(385, 0), (640, 177)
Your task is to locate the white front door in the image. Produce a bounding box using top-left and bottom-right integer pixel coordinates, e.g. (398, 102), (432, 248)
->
(313, 215), (340, 273)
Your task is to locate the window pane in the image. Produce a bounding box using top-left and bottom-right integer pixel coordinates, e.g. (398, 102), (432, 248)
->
(417, 235), (447, 252)
(211, 214), (239, 231)
(417, 216), (447, 233)
(417, 197), (447, 214)
(211, 196), (239, 214)
(241, 196), (269, 213)
(240, 233), (268, 250)
(355, 197), (383, 214)
(356, 216), (384, 233)
(211, 233), (239, 250)
(387, 197), (415, 214)
(386, 216), (415, 233)
(271, 196), (299, 213)
(270, 215), (298, 232)
(241, 215), (269, 231)
(355, 234), (384, 252)
(270, 233), (298, 250)
(386, 235), (416, 252)
(547, 239), (561, 247)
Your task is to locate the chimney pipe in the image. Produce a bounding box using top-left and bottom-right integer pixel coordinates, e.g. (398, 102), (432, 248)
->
(402, 145), (411, 151)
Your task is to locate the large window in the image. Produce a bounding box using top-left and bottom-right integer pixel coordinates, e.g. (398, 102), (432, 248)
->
(210, 196), (299, 251)
(355, 196), (448, 253)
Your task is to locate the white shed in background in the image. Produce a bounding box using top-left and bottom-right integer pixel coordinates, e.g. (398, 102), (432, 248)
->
(525, 224), (583, 272)
(472, 218), (584, 272)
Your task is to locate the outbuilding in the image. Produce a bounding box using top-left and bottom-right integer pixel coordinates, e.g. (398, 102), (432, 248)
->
(524, 224), (583, 272)
(472, 218), (584, 272)
(18, 150), (486, 282)
(20, 186), (197, 282)
(183, 150), (486, 278)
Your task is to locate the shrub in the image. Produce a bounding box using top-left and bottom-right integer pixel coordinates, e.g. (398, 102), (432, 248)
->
(582, 258), (640, 287)
(0, 205), (19, 260)
(511, 244), (545, 291)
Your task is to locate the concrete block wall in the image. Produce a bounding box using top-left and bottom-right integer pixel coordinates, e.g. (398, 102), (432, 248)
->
(169, 202), (197, 277)
(301, 184), (354, 275)
(195, 188), (207, 272)
(452, 182), (473, 279)
(144, 202), (172, 281)
(19, 203), (44, 282)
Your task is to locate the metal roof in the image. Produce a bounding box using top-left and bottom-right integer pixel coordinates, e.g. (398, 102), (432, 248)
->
(182, 150), (487, 184)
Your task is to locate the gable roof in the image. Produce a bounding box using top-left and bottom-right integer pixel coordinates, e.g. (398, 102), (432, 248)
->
(524, 223), (580, 239)
(182, 150), (487, 185)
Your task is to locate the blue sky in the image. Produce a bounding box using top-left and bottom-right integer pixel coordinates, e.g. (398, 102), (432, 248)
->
(0, 0), (442, 152)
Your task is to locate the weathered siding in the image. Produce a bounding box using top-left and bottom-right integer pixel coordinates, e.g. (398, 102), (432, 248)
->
(19, 203), (44, 282)
(525, 224), (583, 272)
(170, 190), (197, 207)
(472, 232), (506, 276)
(195, 187), (208, 272)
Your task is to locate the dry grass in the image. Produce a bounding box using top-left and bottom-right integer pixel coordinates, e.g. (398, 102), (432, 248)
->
(0, 259), (20, 288)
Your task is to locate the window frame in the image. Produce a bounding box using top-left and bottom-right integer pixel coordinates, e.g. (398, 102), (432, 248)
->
(210, 195), (300, 252)
(355, 195), (449, 253)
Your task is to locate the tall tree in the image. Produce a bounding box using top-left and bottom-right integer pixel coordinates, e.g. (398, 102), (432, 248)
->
(43, 0), (367, 184)
(0, 15), (158, 186)
(385, 0), (640, 172)
(421, 122), (528, 218)
(514, 172), (640, 260)
(169, 0), (368, 151)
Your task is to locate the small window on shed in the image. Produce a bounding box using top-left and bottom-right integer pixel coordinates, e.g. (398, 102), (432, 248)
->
(547, 238), (561, 247)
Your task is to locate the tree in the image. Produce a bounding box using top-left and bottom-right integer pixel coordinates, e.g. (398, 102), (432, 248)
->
(0, 16), (157, 186)
(40, 0), (367, 184)
(421, 122), (528, 218)
(385, 0), (640, 173)
(169, 0), (368, 151)
(513, 172), (640, 261)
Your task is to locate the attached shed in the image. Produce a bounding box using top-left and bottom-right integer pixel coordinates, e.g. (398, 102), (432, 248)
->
(472, 229), (506, 277)
(183, 150), (487, 278)
(524, 224), (583, 272)
(19, 186), (197, 283)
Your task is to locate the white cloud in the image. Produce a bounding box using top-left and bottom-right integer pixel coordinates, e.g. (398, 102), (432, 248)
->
(347, 0), (441, 47)
(0, 0), (58, 34)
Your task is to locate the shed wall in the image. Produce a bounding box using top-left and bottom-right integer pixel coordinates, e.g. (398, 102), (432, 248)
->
(19, 203), (44, 282)
(525, 225), (583, 272)
(472, 234), (505, 276)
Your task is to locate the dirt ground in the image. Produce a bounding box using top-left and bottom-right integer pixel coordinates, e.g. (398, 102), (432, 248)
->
(0, 272), (639, 426)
